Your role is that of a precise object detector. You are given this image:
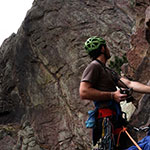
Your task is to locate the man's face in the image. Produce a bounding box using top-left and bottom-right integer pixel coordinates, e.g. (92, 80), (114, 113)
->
(104, 46), (111, 60)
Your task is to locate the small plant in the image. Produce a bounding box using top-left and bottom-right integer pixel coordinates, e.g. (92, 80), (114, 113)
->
(108, 54), (128, 75)
(129, 0), (136, 8)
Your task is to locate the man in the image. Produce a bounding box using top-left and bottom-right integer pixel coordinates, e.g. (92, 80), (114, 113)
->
(79, 36), (150, 149)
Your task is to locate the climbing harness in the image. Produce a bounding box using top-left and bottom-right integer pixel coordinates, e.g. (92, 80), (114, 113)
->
(97, 108), (116, 119)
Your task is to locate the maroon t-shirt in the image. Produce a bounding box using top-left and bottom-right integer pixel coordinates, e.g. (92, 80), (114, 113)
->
(81, 60), (120, 107)
(81, 60), (119, 92)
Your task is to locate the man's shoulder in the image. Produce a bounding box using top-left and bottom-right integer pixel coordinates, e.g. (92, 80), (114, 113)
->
(87, 60), (100, 66)
(87, 60), (103, 69)
(81, 60), (102, 83)
(82, 60), (103, 75)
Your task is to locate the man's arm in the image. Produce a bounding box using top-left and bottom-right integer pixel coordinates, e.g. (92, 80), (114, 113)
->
(120, 77), (150, 94)
(79, 81), (127, 103)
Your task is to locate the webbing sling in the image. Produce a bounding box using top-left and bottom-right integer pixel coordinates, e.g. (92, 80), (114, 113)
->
(95, 59), (129, 89)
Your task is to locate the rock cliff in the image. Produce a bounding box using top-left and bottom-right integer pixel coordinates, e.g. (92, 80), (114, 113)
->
(0, 0), (150, 149)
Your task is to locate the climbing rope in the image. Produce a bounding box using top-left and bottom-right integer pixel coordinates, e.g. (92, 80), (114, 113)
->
(117, 126), (142, 150)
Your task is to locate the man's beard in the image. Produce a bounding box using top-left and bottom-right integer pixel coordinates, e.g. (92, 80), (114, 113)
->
(105, 52), (111, 60)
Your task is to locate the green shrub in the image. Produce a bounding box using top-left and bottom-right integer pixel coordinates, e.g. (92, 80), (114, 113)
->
(108, 54), (128, 75)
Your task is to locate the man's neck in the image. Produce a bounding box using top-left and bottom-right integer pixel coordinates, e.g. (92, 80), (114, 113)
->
(96, 55), (107, 64)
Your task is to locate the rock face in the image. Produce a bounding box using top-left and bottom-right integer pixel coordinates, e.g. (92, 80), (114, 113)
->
(125, 0), (150, 130)
(13, 121), (42, 150)
(0, 0), (150, 149)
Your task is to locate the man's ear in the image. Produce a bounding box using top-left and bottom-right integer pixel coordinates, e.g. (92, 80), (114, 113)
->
(101, 46), (105, 53)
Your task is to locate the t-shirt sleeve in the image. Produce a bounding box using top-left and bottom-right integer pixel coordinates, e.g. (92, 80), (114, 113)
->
(81, 63), (100, 86)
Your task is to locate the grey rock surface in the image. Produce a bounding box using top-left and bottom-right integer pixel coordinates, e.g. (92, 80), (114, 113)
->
(0, 0), (149, 149)
(13, 121), (42, 150)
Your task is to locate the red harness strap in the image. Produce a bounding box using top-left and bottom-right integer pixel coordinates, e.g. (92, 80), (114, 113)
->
(97, 108), (116, 118)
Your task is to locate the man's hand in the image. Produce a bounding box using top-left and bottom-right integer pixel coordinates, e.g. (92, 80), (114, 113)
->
(112, 90), (128, 103)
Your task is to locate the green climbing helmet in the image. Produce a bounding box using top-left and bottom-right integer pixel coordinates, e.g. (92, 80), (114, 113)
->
(84, 36), (106, 54)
